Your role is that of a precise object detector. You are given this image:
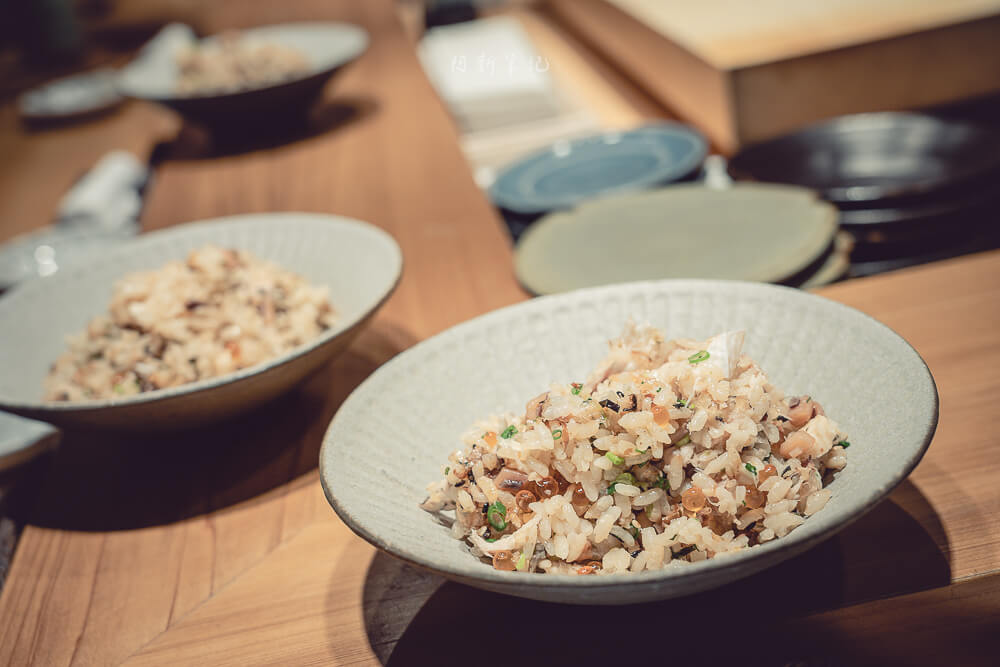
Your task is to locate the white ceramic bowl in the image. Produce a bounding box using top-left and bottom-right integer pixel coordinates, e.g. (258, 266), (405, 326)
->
(0, 213), (401, 430)
(320, 280), (937, 604)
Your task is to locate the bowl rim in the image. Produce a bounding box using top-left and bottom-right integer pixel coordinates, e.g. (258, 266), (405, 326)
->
(320, 278), (938, 592)
(489, 122), (709, 215)
(117, 21), (370, 103)
(0, 211), (402, 414)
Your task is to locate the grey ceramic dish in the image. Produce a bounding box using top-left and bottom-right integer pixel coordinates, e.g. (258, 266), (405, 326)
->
(320, 280), (937, 605)
(0, 213), (401, 430)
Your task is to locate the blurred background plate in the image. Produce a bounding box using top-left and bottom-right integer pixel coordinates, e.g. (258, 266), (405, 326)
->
(798, 232), (852, 289)
(0, 412), (59, 472)
(490, 123), (707, 216)
(514, 183), (837, 295)
(18, 68), (123, 122)
(728, 112), (1000, 207)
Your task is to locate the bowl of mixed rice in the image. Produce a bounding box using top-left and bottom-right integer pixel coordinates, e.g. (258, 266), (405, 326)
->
(320, 280), (937, 604)
(0, 213), (400, 430)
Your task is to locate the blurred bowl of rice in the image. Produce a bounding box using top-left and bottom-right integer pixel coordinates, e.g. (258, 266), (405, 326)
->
(0, 213), (400, 430)
(117, 22), (369, 125)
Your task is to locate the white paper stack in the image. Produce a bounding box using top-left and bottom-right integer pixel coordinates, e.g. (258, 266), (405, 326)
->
(419, 17), (563, 133)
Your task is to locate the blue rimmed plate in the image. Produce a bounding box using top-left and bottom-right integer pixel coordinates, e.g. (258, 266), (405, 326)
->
(489, 124), (708, 216)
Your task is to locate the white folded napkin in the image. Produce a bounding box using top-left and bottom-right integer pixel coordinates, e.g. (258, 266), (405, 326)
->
(57, 150), (148, 229)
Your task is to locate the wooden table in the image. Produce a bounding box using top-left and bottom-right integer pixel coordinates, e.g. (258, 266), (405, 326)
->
(1, 1), (999, 665)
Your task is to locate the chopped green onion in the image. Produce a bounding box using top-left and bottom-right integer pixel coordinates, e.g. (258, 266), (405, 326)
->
(687, 350), (710, 364)
(629, 525), (640, 539)
(113, 383), (126, 395)
(840, 441), (851, 449)
(485, 537), (497, 543)
(615, 472), (637, 486)
(745, 462), (757, 474)
(608, 472), (637, 494)
(516, 551), (528, 571)
(500, 425), (517, 439)
(605, 452), (624, 465)
(444, 466), (450, 475)
(571, 383), (582, 396)
(656, 387), (663, 393)
(552, 429), (563, 440)
(486, 501), (508, 531)
(653, 476), (670, 490)
(675, 434), (691, 447)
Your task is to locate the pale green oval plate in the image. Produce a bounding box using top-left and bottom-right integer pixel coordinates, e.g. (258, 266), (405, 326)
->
(515, 184), (838, 295)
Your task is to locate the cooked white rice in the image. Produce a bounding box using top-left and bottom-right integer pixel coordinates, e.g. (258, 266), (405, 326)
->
(44, 245), (335, 401)
(421, 323), (848, 575)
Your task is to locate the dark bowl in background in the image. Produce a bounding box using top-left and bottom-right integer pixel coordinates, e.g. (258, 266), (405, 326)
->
(728, 112), (1000, 208)
(118, 22), (368, 129)
(144, 66), (344, 128)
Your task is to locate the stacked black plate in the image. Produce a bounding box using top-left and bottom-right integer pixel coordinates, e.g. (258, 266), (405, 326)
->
(729, 112), (1000, 276)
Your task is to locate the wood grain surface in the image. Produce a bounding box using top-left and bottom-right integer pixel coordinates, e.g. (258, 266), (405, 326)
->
(0, 1), (999, 665)
(549, 0), (1000, 151)
(605, 0), (1000, 67)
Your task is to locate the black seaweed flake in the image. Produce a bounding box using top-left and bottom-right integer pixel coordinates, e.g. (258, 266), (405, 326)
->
(482, 503), (488, 514)
(454, 481), (466, 487)
(782, 465), (792, 477)
(776, 415), (790, 422)
(616, 390), (625, 398)
(673, 545), (697, 558)
(745, 521), (758, 531)
(630, 549), (641, 558)
(715, 416), (724, 422)
(599, 399), (620, 412)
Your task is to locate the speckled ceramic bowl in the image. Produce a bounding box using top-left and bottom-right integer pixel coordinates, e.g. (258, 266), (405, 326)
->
(0, 213), (401, 430)
(320, 280), (937, 604)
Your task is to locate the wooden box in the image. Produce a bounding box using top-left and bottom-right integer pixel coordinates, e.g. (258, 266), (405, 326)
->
(547, 0), (1000, 152)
